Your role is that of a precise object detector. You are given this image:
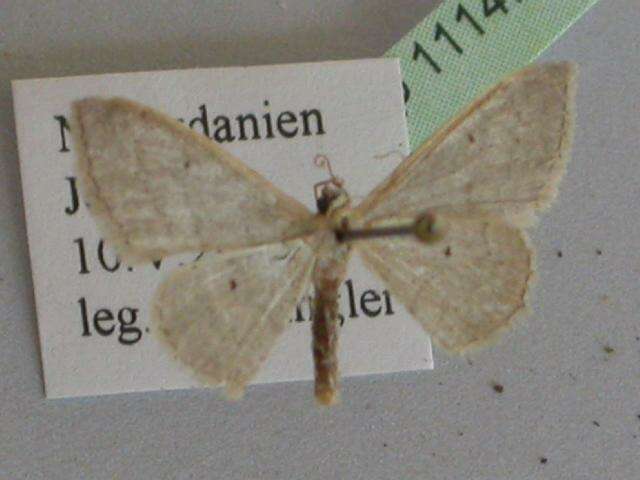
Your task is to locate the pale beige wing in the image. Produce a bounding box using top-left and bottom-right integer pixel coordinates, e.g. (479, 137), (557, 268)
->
(153, 239), (316, 398)
(357, 212), (533, 353)
(72, 98), (314, 264)
(356, 63), (576, 227)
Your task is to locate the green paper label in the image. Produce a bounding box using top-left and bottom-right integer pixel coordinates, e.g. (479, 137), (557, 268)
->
(385, 0), (599, 151)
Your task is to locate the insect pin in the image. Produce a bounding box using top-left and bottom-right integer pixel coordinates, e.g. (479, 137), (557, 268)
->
(71, 63), (576, 405)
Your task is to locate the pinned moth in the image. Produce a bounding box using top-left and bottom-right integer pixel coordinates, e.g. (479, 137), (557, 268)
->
(71, 63), (576, 405)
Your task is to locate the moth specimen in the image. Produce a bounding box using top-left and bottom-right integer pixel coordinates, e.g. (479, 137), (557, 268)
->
(71, 63), (575, 405)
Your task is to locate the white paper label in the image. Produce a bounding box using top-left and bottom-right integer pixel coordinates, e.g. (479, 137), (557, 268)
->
(12, 59), (433, 398)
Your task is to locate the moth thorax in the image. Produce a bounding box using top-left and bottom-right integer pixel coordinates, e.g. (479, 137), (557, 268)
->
(316, 184), (350, 216)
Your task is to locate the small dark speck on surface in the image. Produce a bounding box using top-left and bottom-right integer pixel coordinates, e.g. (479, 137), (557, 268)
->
(229, 279), (237, 290)
(383, 443), (388, 448)
(444, 246), (452, 257)
(437, 381), (444, 386)
(457, 431), (464, 437)
(635, 337), (639, 342)
(467, 133), (475, 143)
(603, 345), (615, 354)
(556, 250), (563, 258)
(492, 383), (504, 394)
(596, 249), (603, 255)
(593, 421), (600, 427)
(540, 457), (548, 465)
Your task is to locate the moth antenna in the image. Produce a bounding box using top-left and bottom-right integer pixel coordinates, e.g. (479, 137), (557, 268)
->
(313, 154), (343, 188)
(373, 149), (405, 161)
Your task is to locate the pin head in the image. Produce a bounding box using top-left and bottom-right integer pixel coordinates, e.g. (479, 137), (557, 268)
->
(414, 211), (444, 243)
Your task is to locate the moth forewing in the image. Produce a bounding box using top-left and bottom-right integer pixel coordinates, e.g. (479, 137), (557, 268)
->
(71, 97), (315, 265)
(355, 63), (576, 228)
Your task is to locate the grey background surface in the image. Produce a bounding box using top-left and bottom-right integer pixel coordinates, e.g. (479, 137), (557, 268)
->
(1, 1), (638, 479)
